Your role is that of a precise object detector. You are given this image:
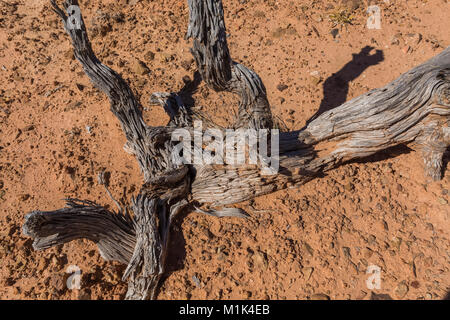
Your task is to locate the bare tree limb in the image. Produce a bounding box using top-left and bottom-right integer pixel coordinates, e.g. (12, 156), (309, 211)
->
(22, 199), (135, 264)
(186, 0), (273, 129)
(192, 50), (450, 205)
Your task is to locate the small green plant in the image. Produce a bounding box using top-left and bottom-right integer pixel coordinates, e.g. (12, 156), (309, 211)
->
(329, 8), (355, 26)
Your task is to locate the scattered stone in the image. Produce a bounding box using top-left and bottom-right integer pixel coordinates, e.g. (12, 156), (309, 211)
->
(368, 234), (377, 245)
(341, 0), (362, 10)
(271, 25), (297, 38)
(253, 251), (268, 269)
(132, 59), (150, 75)
(356, 290), (367, 299)
(64, 49), (74, 60)
(65, 101), (82, 111)
(343, 182), (354, 191)
(49, 273), (66, 294)
(144, 51), (155, 61)
(110, 11), (124, 23)
(391, 237), (402, 250)
(402, 45), (412, 54)
(78, 288), (91, 300)
(4, 277), (15, 286)
(311, 13), (323, 23)
(253, 10), (266, 18)
(342, 247), (352, 259)
(158, 52), (174, 62)
(192, 275), (201, 288)
(310, 70), (320, 77)
(181, 59), (193, 70)
(370, 292), (393, 300)
(38, 256), (48, 270)
(410, 280), (420, 289)
(363, 247), (373, 259)
(438, 197), (447, 205)
(277, 83), (288, 92)
(310, 293), (330, 300)
(309, 75), (322, 86)
(405, 33), (422, 45)
(311, 26), (320, 38)
(309, 70), (322, 86)
(302, 267), (314, 280)
(390, 34), (402, 45)
(330, 28), (339, 39)
(394, 281), (409, 299)
(303, 242), (314, 256)
(182, 75), (191, 84)
(19, 194), (30, 201)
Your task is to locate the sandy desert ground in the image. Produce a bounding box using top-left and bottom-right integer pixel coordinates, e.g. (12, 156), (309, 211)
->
(0, 0), (449, 299)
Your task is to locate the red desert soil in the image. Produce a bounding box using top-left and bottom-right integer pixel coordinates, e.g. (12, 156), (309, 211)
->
(0, 0), (449, 300)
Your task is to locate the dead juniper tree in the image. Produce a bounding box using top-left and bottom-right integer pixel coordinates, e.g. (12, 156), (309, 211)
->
(22, 0), (449, 299)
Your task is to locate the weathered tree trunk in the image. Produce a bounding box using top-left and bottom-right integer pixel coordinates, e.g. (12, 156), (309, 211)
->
(22, 0), (449, 299)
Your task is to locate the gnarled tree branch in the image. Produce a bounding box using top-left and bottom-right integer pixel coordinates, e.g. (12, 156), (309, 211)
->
(192, 48), (450, 206)
(186, 0), (273, 129)
(22, 199), (135, 264)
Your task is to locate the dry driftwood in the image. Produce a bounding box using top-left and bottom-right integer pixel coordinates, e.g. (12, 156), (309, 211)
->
(22, 0), (449, 299)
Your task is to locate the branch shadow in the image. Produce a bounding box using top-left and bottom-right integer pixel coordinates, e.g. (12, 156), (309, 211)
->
(148, 71), (203, 127)
(443, 147), (450, 177)
(178, 70), (203, 109)
(154, 208), (190, 298)
(352, 144), (413, 165)
(165, 209), (190, 273)
(306, 46), (384, 125)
